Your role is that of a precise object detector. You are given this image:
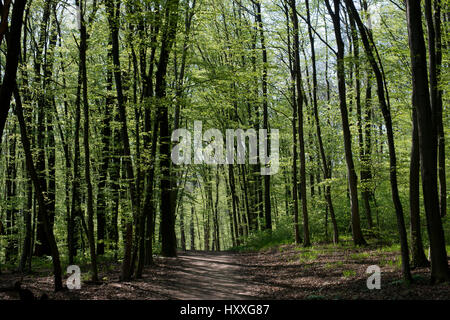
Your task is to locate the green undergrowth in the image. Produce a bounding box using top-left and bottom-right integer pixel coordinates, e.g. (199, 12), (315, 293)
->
(230, 217), (294, 252)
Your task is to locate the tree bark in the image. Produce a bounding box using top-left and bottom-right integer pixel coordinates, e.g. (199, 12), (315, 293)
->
(106, 0), (139, 280)
(325, 0), (366, 246)
(306, 0), (338, 243)
(14, 87), (63, 291)
(345, 0), (411, 282)
(156, 0), (180, 258)
(0, 0), (26, 142)
(406, 0), (449, 283)
(290, 0), (310, 246)
(410, 107), (429, 268)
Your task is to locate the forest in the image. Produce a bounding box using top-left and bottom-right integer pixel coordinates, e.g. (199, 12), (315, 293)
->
(0, 0), (449, 301)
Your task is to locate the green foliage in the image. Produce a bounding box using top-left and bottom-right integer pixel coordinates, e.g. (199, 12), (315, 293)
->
(349, 252), (371, 260)
(325, 261), (344, 269)
(230, 216), (294, 252)
(342, 270), (357, 278)
(297, 250), (319, 262)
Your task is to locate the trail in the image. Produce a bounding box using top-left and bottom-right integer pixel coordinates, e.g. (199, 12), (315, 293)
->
(1, 246), (449, 300)
(153, 251), (257, 300)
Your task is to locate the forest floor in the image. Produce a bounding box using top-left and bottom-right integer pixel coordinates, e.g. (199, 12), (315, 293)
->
(0, 242), (449, 300)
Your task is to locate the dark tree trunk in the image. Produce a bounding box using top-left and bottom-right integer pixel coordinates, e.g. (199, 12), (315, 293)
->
(290, 0), (310, 246)
(254, 0), (271, 231)
(179, 202), (186, 251)
(410, 108), (429, 268)
(228, 165), (240, 245)
(325, 0), (366, 246)
(284, 3), (301, 245)
(106, 0), (139, 280)
(156, 0), (180, 258)
(345, 0), (411, 282)
(348, 10), (373, 231)
(14, 88), (63, 291)
(0, 0), (26, 142)
(69, 68), (82, 264)
(77, 0), (99, 281)
(214, 166), (221, 251)
(406, 0), (449, 283)
(96, 43), (113, 256)
(33, 0), (52, 257)
(425, 0), (446, 218)
(190, 205), (196, 250)
(5, 124), (18, 263)
(306, 0), (338, 243)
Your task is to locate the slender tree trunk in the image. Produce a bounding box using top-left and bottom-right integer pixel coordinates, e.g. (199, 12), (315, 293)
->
(77, 0), (99, 282)
(254, 0), (271, 231)
(157, 0), (180, 258)
(425, 0), (446, 218)
(346, 0), (411, 281)
(69, 68), (82, 264)
(228, 165), (240, 245)
(34, 0), (52, 257)
(284, 3), (301, 245)
(410, 107), (429, 268)
(96, 43), (113, 256)
(326, 0), (366, 246)
(106, 0), (139, 280)
(349, 11), (373, 231)
(290, 0), (310, 246)
(14, 87), (63, 291)
(0, 0), (26, 142)
(306, 0), (338, 243)
(406, 0), (449, 283)
(179, 201), (186, 251)
(190, 205), (196, 250)
(5, 124), (18, 262)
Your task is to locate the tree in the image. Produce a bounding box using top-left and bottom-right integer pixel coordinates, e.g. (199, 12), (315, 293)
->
(325, 0), (366, 246)
(77, 0), (99, 282)
(345, 0), (412, 283)
(405, 0), (449, 283)
(0, 0), (26, 142)
(14, 88), (63, 291)
(157, 0), (180, 257)
(289, 0), (310, 247)
(106, 0), (139, 280)
(305, 0), (338, 243)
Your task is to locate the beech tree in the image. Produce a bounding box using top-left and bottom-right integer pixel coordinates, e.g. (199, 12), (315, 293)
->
(0, 0), (448, 292)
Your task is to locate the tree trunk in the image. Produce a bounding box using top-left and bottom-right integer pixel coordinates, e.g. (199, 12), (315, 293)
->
(345, 0), (411, 282)
(78, 0), (99, 281)
(0, 0), (26, 142)
(425, 0), (446, 218)
(326, 0), (366, 246)
(96, 43), (113, 256)
(14, 87), (63, 291)
(5, 124), (18, 263)
(410, 108), (429, 268)
(69, 68), (82, 264)
(306, 0), (338, 243)
(406, 0), (449, 283)
(290, 0), (310, 246)
(106, 0), (139, 280)
(33, 0), (52, 257)
(190, 205), (196, 250)
(254, 0), (271, 231)
(156, 0), (180, 258)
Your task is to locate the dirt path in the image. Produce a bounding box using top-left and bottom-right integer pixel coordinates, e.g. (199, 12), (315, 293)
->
(0, 251), (259, 300)
(150, 251), (257, 300)
(1, 246), (448, 300)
